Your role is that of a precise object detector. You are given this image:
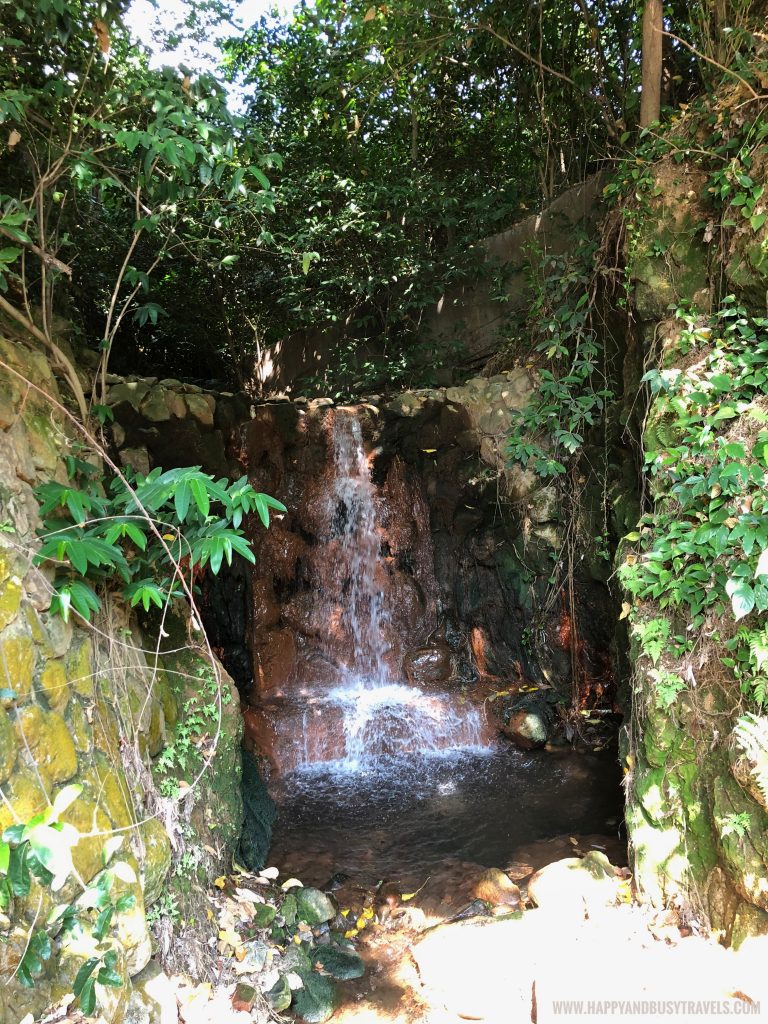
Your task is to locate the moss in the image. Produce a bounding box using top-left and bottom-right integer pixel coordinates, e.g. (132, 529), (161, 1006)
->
(138, 816), (172, 906)
(0, 578), (22, 630)
(67, 700), (91, 754)
(0, 631), (35, 703)
(713, 773), (768, 911)
(40, 658), (69, 712)
(240, 748), (276, 871)
(147, 699), (165, 757)
(15, 705), (78, 783)
(59, 794), (114, 885)
(0, 704), (17, 783)
(67, 637), (94, 698)
(92, 696), (122, 755)
(91, 752), (135, 829)
(0, 765), (51, 833)
(731, 901), (768, 950)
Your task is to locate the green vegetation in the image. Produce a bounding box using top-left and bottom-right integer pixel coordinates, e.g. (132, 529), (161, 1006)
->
(34, 460), (285, 623)
(1, 784), (134, 1009)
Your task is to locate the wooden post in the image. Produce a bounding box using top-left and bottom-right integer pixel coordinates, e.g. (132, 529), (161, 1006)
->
(640, 0), (663, 127)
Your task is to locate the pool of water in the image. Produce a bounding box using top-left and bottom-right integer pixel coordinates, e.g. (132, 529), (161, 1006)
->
(267, 743), (624, 889)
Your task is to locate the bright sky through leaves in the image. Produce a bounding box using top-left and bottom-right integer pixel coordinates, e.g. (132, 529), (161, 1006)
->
(126, 0), (293, 74)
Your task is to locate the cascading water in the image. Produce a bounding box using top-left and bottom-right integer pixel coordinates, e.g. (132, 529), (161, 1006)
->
(251, 408), (494, 773)
(325, 412), (389, 686)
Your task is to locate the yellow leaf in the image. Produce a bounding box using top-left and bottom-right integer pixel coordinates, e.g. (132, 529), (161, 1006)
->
(214, 876), (227, 890)
(364, 6), (376, 21)
(218, 929), (240, 946)
(361, 906), (374, 919)
(344, 928), (358, 938)
(619, 602), (631, 620)
(162, 533), (176, 541)
(401, 892), (417, 902)
(422, 448), (437, 453)
(355, 915), (368, 930)
(293, 934), (302, 944)
(624, 554), (637, 566)
(92, 18), (110, 54)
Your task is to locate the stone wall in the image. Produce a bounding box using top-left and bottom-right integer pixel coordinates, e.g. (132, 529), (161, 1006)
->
(105, 371), (618, 759)
(619, 149), (768, 947)
(0, 334), (244, 1020)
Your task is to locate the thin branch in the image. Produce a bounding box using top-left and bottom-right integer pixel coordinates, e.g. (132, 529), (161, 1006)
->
(0, 227), (72, 277)
(662, 29), (759, 98)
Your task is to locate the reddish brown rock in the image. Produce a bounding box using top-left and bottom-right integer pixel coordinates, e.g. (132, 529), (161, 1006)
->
(258, 525), (307, 583)
(472, 868), (522, 910)
(251, 578), (281, 629)
(403, 644), (452, 686)
(253, 627), (297, 698)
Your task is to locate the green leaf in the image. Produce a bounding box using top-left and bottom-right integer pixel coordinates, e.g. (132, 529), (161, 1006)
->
(727, 577), (756, 621)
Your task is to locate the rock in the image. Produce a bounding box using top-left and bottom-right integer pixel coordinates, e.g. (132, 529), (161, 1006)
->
(0, 705), (17, 783)
(184, 392), (215, 427)
(502, 709), (549, 749)
(119, 446), (151, 476)
(280, 944), (312, 974)
(40, 658), (69, 712)
(232, 983), (259, 1013)
(140, 388), (171, 422)
(125, 962), (177, 1024)
(292, 969), (338, 1024)
(527, 851), (619, 917)
(403, 643), (452, 686)
(472, 868), (522, 910)
(15, 705), (78, 783)
(266, 974), (292, 1011)
(251, 579), (281, 629)
(311, 944), (365, 980)
(296, 886), (336, 925)
(0, 576), (22, 631)
(252, 903), (276, 928)
(108, 380), (150, 410)
(414, 913), (538, 1021)
(252, 628), (297, 698)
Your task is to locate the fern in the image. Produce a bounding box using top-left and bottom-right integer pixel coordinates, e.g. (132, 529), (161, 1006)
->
(633, 617), (671, 666)
(650, 668), (686, 710)
(734, 713), (768, 805)
(720, 812), (752, 840)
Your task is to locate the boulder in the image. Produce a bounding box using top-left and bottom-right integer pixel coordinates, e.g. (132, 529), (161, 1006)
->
(502, 709), (549, 749)
(403, 643), (452, 686)
(472, 867), (522, 910)
(527, 851), (620, 917)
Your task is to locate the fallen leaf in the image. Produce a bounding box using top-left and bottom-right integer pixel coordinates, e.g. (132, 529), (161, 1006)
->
(7, 130), (20, 149)
(214, 876), (227, 890)
(281, 877), (303, 890)
(364, 6), (376, 20)
(619, 602), (631, 620)
(259, 866), (279, 880)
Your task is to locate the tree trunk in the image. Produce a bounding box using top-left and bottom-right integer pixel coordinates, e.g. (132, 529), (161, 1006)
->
(640, 0), (663, 127)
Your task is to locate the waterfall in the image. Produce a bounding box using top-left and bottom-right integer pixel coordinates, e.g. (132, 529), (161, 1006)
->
(251, 407), (495, 773)
(324, 413), (389, 685)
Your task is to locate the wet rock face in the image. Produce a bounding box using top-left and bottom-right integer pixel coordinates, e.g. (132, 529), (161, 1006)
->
(380, 380), (616, 704)
(403, 644), (452, 686)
